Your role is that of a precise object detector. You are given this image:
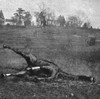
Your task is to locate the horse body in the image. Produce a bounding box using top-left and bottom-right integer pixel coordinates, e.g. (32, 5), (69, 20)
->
(2, 45), (95, 83)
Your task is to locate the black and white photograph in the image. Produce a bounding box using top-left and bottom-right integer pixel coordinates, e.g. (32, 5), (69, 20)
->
(0, 0), (100, 99)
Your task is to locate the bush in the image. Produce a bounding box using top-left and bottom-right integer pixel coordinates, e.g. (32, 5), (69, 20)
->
(87, 35), (96, 46)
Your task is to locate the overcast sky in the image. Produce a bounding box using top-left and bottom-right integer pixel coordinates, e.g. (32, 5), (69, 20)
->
(0, 0), (100, 28)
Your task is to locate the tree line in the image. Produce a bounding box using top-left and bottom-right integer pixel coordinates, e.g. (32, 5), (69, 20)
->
(0, 3), (92, 28)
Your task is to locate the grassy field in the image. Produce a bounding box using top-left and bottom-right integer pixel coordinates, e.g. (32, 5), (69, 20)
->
(0, 26), (100, 99)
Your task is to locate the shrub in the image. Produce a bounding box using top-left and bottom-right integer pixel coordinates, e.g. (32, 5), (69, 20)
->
(87, 35), (96, 46)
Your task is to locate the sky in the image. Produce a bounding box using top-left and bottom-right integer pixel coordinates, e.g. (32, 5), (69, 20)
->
(0, 0), (100, 28)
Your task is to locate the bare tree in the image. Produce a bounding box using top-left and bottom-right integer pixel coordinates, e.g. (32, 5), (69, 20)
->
(34, 2), (55, 27)
(46, 8), (56, 26)
(34, 11), (46, 27)
(39, 11), (46, 27)
(34, 2), (47, 27)
(34, 12), (41, 26)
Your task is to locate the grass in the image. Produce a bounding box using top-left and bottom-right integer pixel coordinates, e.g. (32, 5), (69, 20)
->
(0, 26), (100, 98)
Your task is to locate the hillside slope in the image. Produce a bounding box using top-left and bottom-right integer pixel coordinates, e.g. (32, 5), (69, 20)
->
(0, 26), (100, 99)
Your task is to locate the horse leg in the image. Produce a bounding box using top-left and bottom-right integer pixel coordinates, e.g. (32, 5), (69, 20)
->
(0, 71), (27, 78)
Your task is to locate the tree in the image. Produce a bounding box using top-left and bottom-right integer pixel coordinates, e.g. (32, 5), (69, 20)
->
(11, 16), (17, 25)
(34, 2), (55, 27)
(12, 8), (32, 27)
(57, 15), (66, 26)
(67, 16), (83, 27)
(24, 11), (32, 27)
(34, 2), (47, 27)
(34, 12), (40, 26)
(0, 10), (5, 26)
(34, 11), (46, 27)
(39, 11), (46, 27)
(14, 8), (25, 25)
(46, 8), (56, 26)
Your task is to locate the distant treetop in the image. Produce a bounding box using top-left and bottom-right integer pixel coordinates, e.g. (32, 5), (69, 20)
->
(0, 10), (4, 19)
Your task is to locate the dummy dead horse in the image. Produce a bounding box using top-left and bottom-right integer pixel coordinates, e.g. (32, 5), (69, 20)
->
(0, 45), (95, 83)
